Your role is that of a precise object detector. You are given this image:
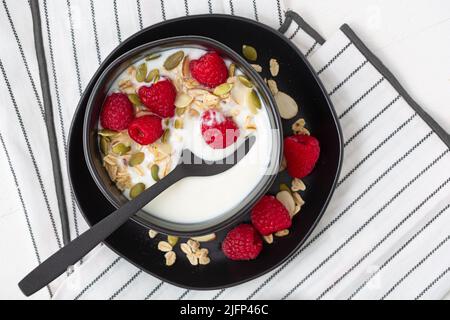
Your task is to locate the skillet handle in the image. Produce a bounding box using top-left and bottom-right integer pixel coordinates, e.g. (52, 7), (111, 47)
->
(18, 167), (184, 297)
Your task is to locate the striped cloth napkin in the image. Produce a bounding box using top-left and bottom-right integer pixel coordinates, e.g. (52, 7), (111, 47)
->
(1, 0), (449, 300)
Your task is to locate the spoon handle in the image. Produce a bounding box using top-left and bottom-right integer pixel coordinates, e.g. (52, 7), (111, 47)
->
(18, 168), (184, 297)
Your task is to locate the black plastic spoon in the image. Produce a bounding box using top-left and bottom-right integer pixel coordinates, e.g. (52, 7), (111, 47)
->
(19, 136), (255, 296)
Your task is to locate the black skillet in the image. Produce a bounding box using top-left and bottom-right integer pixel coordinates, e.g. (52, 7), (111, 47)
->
(67, 14), (343, 290)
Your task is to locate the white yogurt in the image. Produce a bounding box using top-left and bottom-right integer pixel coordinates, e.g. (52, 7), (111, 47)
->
(103, 47), (274, 224)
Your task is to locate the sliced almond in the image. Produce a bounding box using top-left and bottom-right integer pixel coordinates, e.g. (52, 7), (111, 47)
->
(157, 241), (172, 252)
(269, 58), (279, 77)
(276, 190), (295, 215)
(267, 79), (278, 95)
(191, 233), (216, 242)
(199, 256), (211, 265)
(263, 234), (274, 244)
(182, 56), (190, 77)
(148, 230), (158, 238)
(275, 91), (298, 119)
(175, 92), (193, 108)
(292, 191), (305, 207)
(292, 178), (306, 192)
(251, 64), (262, 72)
(275, 229), (289, 237)
(187, 253), (198, 266)
(187, 239), (200, 252)
(180, 243), (192, 255)
(164, 251), (176, 266)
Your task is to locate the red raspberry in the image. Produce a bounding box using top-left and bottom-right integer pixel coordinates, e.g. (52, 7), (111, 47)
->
(222, 224), (263, 261)
(190, 52), (228, 88)
(138, 79), (176, 118)
(284, 134), (320, 178)
(100, 92), (134, 131)
(128, 115), (163, 145)
(251, 195), (292, 236)
(201, 110), (240, 149)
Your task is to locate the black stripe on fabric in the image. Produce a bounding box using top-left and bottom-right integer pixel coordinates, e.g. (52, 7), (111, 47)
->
(338, 113), (416, 188)
(239, 131), (434, 300)
(207, 0), (212, 14)
(0, 58), (62, 249)
(113, 0), (122, 43)
(74, 257), (122, 300)
(252, 0), (259, 21)
(317, 180), (450, 299)
(281, 11), (325, 45)
(184, 0), (189, 16)
(344, 94), (400, 147)
(66, 0), (83, 97)
(0, 132), (52, 298)
(43, 0), (80, 238)
(178, 289), (189, 300)
(212, 289), (225, 300)
(144, 281), (164, 300)
(415, 266), (450, 300)
(381, 234), (450, 300)
(316, 42), (352, 75)
(89, 0), (102, 65)
(108, 270), (142, 300)
(276, 0), (283, 26)
(341, 24), (450, 149)
(349, 203), (450, 299)
(328, 60), (369, 96)
(1, 0), (45, 121)
(160, 0), (166, 20)
(136, 0), (143, 30)
(281, 150), (449, 300)
(304, 41), (318, 58)
(229, 0), (234, 15)
(288, 25), (301, 40)
(339, 77), (386, 120)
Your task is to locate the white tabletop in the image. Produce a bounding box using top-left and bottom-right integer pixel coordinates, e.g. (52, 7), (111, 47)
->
(286, 0), (450, 300)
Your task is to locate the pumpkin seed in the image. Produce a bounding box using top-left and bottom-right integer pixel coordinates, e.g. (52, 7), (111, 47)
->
(151, 164), (160, 181)
(213, 83), (233, 96)
(164, 50), (184, 70)
(145, 53), (161, 61)
(135, 63), (147, 82)
(237, 75), (253, 88)
(279, 183), (291, 193)
(167, 235), (179, 246)
(146, 68), (159, 83)
(128, 152), (145, 166)
(174, 118), (183, 129)
(176, 107), (186, 117)
(182, 56), (190, 77)
(248, 89), (262, 114)
(127, 93), (141, 105)
(242, 45), (257, 61)
(263, 234), (274, 244)
(98, 129), (119, 137)
(161, 129), (170, 143)
(112, 143), (131, 155)
(174, 92), (193, 108)
(275, 91), (298, 119)
(130, 183), (145, 199)
(275, 229), (290, 237)
(100, 136), (109, 154)
(228, 63), (236, 77)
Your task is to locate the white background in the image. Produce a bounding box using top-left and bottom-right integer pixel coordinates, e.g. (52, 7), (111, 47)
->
(285, 0), (450, 299)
